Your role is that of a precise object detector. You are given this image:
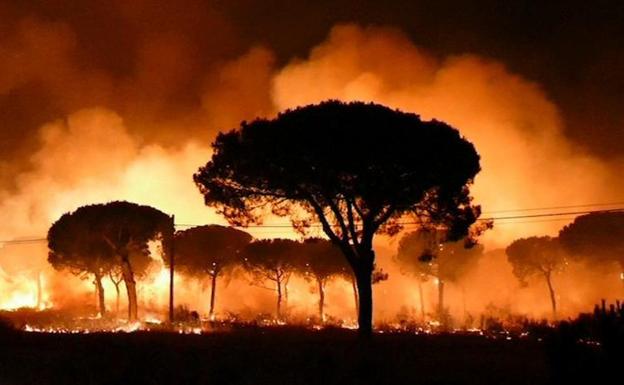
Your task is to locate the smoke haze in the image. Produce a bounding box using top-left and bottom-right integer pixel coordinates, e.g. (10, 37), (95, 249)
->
(1, 9), (622, 321)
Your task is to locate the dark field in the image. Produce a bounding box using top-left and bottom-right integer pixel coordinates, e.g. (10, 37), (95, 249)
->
(0, 325), (611, 385)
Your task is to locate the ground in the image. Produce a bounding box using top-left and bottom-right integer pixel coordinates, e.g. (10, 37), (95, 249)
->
(1, 326), (592, 385)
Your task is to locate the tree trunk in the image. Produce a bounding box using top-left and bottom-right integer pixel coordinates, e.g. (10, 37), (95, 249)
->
(108, 273), (122, 317)
(94, 272), (106, 316)
(438, 279), (445, 323)
(115, 282), (121, 314)
(276, 278), (283, 319)
(545, 271), (557, 319)
(318, 278), (325, 322)
(209, 272), (217, 319)
(418, 280), (425, 322)
(120, 256), (138, 321)
(355, 265), (373, 337)
(351, 276), (359, 316)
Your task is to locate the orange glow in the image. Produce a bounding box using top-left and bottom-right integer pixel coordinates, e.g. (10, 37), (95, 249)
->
(0, 24), (622, 327)
(0, 268), (52, 311)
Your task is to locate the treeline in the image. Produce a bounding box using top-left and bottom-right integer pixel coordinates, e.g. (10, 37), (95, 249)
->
(47, 201), (624, 325)
(392, 211), (624, 323)
(172, 229), (378, 321)
(47, 201), (387, 322)
(504, 211), (624, 319)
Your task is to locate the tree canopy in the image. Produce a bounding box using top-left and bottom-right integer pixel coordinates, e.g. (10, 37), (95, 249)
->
(194, 100), (482, 335)
(173, 225), (252, 277)
(559, 212), (624, 271)
(173, 225), (252, 316)
(48, 209), (116, 315)
(242, 238), (299, 318)
(48, 211), (116, 277)
(396, 229), (483, 284)
(506, 236), (565, 286)
(298, 238), (351, 284)
(47, 201), (173, 321)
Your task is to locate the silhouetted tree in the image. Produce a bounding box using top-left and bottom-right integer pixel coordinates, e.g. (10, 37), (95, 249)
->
(172, 225), (252, 318)
(48, 213), (116, 316)
(395, 229), (483, 324)
(48, 201), (173, 321)
(559, 212), (624, 289)
(506, 236), (565, 319)
(242, 239), (298, 319)
(194, 101), (482, 335)
(297, 238), (350, 321)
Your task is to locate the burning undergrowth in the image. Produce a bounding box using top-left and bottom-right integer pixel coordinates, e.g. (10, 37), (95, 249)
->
(0, 302), (603, 345)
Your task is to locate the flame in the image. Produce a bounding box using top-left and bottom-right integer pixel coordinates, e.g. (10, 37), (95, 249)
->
(0, 269), (52, 311)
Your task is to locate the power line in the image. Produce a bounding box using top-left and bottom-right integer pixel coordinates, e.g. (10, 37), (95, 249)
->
(484, 216), (580, 225)
(482, 201), (624, 214)
(3, 206), (624, 244)
(176, 207), (624, 228)
(478, 208), (624, 222)
(0, 238), (47, 244)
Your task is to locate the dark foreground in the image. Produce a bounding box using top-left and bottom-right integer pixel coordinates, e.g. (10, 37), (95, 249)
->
(0, 326), (612, 385)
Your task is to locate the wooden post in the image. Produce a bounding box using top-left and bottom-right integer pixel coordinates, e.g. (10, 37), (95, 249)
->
(169, 214), (175, 323)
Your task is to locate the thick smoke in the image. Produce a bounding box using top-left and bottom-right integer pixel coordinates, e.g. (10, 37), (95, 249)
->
(0, 21), (622, 320)
(273, 25), (621, 247)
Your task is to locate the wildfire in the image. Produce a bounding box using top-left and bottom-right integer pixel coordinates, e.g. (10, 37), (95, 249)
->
(21, 319), (201, 335)
(7, 304), (608, 351)
(16, 320), (539, 349)
(1, 293), (40, 311)
(0, 270), (53, 311)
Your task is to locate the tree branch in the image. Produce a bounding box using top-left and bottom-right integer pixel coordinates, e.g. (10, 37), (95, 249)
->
(102, 235), (118, 254)
(248, 282), (277, 292)
(351, 198), (366, 220)
(306, 194), (358, 267)
(306, 194), (342, 245)
(324, 196), (350, 243)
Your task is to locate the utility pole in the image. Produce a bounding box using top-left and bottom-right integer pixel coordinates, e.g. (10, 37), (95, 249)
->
(169, 214), (175, 323)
